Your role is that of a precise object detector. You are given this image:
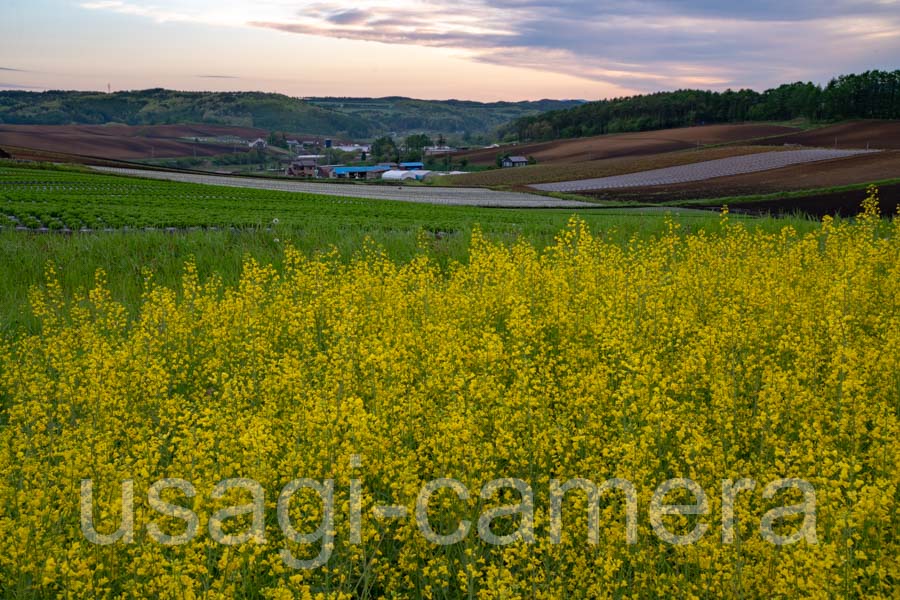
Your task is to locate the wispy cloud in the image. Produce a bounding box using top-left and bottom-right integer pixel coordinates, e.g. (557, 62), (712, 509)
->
(0, 67), (29, 73)
(0, 82), (44, 90)
(197, 75), (240, 79)
(79, 0), (900, 93)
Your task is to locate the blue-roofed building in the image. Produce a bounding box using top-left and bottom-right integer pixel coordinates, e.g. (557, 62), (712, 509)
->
(399, 162), (425, 170)
(329, 165), (391, 180)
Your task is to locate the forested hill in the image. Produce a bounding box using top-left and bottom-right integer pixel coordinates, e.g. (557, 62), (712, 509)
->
(0, 89), (581, 139)
(501, 70), (900, 142)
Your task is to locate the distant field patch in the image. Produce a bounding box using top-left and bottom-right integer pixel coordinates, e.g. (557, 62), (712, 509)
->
(586, 150), (900, 206)
(0, 123), (264, 160)
(454, 123), (800, 167)
(444, 146), (780, 187)
(531, 149), (875, 193)
(761, 120), (900, 150)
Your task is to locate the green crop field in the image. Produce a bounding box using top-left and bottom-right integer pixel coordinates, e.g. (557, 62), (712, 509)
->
(0, 162), (825, 334)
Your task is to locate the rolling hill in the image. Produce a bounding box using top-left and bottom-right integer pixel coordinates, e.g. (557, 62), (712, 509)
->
(501, 70), (900, 142)
(0, 89), (582, 139)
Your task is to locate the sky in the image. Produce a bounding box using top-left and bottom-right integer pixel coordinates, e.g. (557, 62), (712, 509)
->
(1, 0), (898, 101)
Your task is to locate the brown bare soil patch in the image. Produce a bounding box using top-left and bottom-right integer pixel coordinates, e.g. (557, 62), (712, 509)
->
(0, 124), (267, 160)
(583, 151), (900, 203)
(455, 123), (799, 166)
(725, 183), (900, 218)
(0, 145), (167, 168)
(446, 146), (782, 188)
(762, 120), (900, 150)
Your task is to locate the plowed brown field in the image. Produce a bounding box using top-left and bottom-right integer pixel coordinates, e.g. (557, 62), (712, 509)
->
(583, 151), (900, 203)
(762, 121), (900, 150)
(455, 123), (800, 166)
(0, 124), (266, 159)
(726, 183), (900, 218)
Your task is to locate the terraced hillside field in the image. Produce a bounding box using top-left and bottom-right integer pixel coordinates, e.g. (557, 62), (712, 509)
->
(762, 120), (900, 149)
(444, 146), (780, 188)
(585, 150), (900, 204)
(454, 123), (799, 166)
(531, 149), (874, 193)
(0, 124), (264, 159)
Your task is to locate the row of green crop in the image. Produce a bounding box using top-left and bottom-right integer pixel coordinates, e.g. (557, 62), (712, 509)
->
(0, 165), (826, 236)
(0, 163), (846, 336)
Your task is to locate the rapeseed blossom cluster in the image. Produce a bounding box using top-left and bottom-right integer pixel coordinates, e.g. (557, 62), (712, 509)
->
(1, 200), (898, 598)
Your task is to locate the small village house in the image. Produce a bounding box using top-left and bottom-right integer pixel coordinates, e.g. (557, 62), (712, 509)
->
(316, 165), (336, 179)
(248, 138), (268, 150)
(286, 157), (318, 178)
(502, 156), (529, 168)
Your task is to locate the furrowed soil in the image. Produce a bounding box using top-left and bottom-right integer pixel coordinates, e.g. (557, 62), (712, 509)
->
(0, 123), (267, 159)
(725, 183), (900, 217)
(761, 120), (900, 150)
(454, 123), (799, 167)
(583, 151), (900, 205)
(445, 146), (783, 187)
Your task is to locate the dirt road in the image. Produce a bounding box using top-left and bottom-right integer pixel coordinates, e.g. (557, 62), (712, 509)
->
(93, 167), (596, 208)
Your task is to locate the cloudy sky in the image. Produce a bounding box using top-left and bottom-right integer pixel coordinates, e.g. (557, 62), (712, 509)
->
(1, 0), (898, 100)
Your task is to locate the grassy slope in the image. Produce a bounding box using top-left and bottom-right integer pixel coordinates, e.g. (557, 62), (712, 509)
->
(0, 163), (821, 334)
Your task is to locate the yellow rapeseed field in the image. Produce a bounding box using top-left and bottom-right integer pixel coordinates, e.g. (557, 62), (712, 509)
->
(1, 191), (898, 598)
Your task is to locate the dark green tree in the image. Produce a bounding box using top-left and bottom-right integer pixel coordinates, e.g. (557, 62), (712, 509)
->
(371, 136), (399, 163)
(403, 133), (432, 161)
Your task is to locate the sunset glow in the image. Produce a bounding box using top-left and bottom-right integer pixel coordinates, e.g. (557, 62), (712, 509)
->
(2, 0), (899, 100)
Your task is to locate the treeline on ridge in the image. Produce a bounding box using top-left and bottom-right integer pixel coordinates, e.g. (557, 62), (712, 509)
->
(502, 70), (900, 141)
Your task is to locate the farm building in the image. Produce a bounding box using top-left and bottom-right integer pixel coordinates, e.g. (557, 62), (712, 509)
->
(286, 157), (318, 178)
(399, 162), (425, 170)
(425, 145), (456, 156)
(330, 165), (391, 180)
(249, 138), (268, 150)
(502, 156), (529, 168)
(316, 165), (336, 178)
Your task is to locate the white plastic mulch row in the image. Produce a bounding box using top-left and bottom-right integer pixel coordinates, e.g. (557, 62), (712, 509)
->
(530, 149), (877, 193)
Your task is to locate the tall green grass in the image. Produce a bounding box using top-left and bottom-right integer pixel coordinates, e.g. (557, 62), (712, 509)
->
(1, 213), (820, 335)
(0, 162), (825, 334)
